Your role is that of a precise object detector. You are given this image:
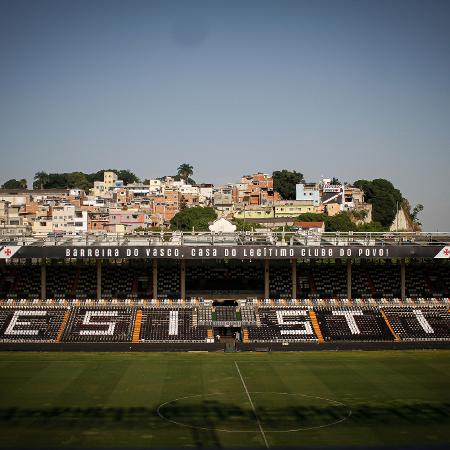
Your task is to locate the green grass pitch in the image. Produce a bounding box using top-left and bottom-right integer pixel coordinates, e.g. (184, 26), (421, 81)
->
(0, 350), (449, 448)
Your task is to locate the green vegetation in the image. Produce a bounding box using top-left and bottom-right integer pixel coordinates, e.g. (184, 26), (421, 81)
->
(0, 351), (448, 448)
(330, 177), (341, 184)
(1, 178), (27, 189)
(411, 203), (424, 228)
(132, 226), (168, 233)
(179, 196), (188, 211)
(296, 212), (386, 232)
(324, 211), (356, 232)
(232, 219), (262, 231)
(29, 168), (194, 191)
(272, 169), (305, 200)
(32, 170), (140, 191)
(170, 206), (217, 231)
(177, 163), (194, 182)
(353, 178), (403, 228)
(356, 221), (386, 232)
(161, 174), (197, 185)
(160, 163), (197, 186)
(295, 212), (326, 222)
(272, 225), (297, 233)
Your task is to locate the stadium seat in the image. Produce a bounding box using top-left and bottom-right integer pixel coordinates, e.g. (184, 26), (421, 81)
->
(315, 307), (394, 341)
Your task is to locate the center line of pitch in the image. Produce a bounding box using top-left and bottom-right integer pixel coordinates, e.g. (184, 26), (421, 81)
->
(234, 361), (269, 448)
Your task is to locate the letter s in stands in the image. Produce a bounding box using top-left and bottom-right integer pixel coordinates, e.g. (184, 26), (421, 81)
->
(79, 311), (118, 336)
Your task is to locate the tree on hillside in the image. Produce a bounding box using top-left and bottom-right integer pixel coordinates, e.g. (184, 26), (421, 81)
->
(356, 221), (386, 232)
(170, 207), (216, 231)
(65, 172), (91, 191)
(1, 179), (27, 189)
(33, 171), (50, 189)
(272, 170), (305, 200)
(296, 213), (326, 222)
(177, 163), (194, 182)
(174, 174), (197, 185)
(34, 171), (69, 189)
(324, 212), (357, 232)
(88, 169), (139, 185)
(296, 211), (386, 232)
(179, 196), (188, 211)
(87, 170), (109, 183)
(353, 178), (403, 227)
(411, 204), (424, 228)
(32, 170), (140, 191)
(45, 173), (68, 189)
(116, 170), (140, 184)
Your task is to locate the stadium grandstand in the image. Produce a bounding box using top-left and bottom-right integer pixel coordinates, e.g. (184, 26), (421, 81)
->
(0, 230), (449, 349)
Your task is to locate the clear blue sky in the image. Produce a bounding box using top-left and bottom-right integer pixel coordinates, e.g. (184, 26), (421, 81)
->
(1, 0), (449, 230)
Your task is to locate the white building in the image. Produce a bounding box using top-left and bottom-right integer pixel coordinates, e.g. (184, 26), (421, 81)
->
(296, 183), (321, 206)
(82, 196), (107, 207)
(116, 183), (150, 197)
(148, 179), (163, 195)
(52, 204), (88, 235)
(178, 184), (199, 195)
(198, 184), (213, 205)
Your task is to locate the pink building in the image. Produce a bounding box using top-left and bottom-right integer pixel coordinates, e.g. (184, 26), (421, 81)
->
(106, 210), (145, 232)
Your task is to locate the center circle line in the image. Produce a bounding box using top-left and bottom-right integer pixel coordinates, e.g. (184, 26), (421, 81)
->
(156, 392), (352, 433)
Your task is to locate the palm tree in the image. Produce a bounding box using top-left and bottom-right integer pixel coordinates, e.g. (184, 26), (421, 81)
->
(19, 179), (27, 189)
(33, 171), (49, 190)
(177, 163), (193, 182)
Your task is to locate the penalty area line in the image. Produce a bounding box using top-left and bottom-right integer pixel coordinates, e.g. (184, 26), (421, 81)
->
(234, 361), (269, 449)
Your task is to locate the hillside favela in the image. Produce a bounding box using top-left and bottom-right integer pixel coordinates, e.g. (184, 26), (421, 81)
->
(0, 167), (420, 236)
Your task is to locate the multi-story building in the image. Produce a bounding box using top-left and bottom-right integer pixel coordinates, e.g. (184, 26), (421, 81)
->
(213, 186), (234, 217)
(152, 189), (180, 225)
(114, 187), (134, 206)
(233, 200), (317, 221)
(106, 209), (145, 233)
(148, 179), (163, 195)
(31, 206), (53, 236)
(232, 173), (280, 206)
(274, 201), (317, 217)
(197, 184), (214, 206)
(87, 210), (110, 233)
(104, 171), (118, 189)
(92, 181), (109, 198)
(233, 205), (273, 221)
(0, 201), (23, 227)
(90, 171), (123, 198)
(82, 196), (108, 207)
(321, 182), (372, 223)
(52, 204), (88, 235)
(296, 183), (320, 206)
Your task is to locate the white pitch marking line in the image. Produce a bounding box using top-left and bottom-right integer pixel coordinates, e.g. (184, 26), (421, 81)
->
(234, 361), (269, 449)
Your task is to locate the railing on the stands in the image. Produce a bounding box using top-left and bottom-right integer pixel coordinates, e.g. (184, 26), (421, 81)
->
(1, 230), (450, 247)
